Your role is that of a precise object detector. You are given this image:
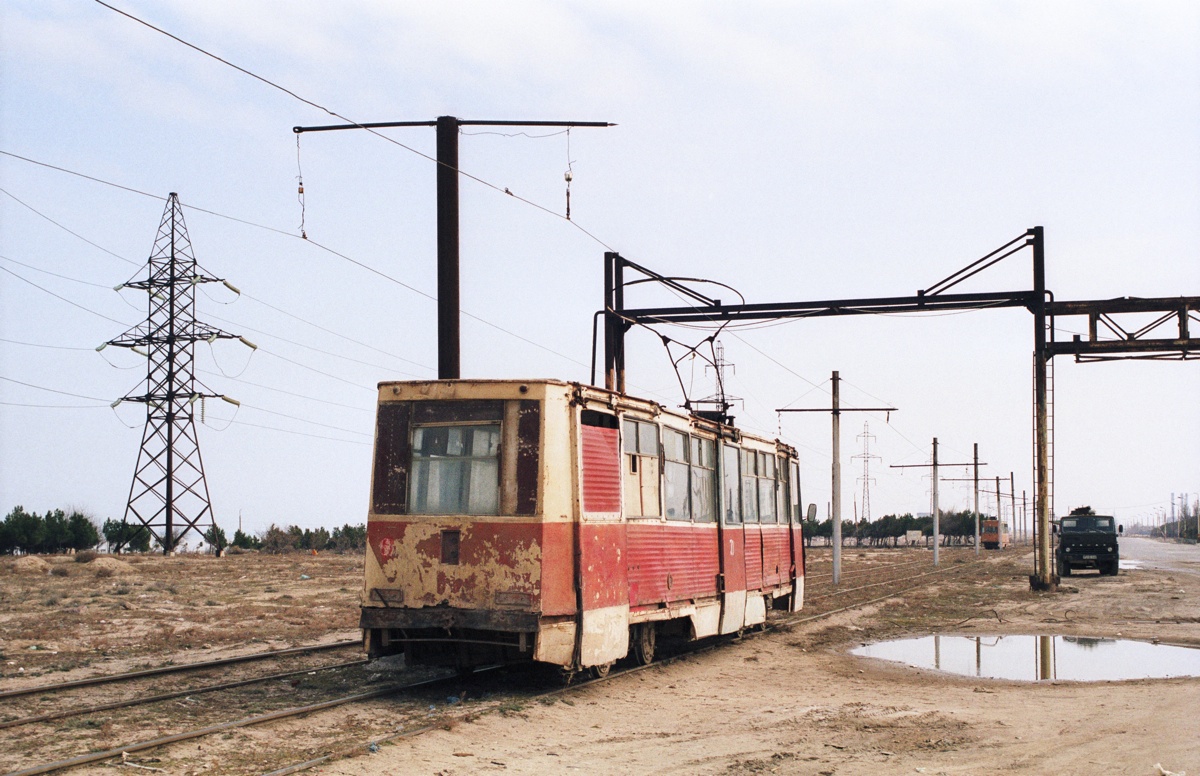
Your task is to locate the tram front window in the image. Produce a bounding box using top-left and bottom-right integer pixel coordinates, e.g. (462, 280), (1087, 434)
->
(410, 423), (501, 515)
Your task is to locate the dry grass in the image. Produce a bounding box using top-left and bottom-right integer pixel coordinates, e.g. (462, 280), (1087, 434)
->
(0, 552), (364, 683)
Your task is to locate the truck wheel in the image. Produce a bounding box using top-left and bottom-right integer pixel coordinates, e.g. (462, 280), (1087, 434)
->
(1057, 558), (1070, 577)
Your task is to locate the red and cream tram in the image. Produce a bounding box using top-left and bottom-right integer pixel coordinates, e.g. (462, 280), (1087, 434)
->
(361, 379), (806, 674)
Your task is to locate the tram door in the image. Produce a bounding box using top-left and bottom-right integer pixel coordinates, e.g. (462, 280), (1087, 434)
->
(576, 411), (629, 668)
(718, 443), (746, 633)
(741, 449), (764, 591)
(787, 460), (805, 611)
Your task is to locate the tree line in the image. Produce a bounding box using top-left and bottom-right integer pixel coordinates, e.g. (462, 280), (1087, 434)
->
(2, 506), (367, 555)
(0, 506), (102, 555)
(207, 523), (368, 554)
(800, 510), (997, 547)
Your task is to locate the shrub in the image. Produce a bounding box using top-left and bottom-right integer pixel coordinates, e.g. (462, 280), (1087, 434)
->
(75, 550), (99, 563)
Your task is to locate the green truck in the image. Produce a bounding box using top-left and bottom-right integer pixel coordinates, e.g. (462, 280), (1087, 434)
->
(1055, 512), (1122, 577)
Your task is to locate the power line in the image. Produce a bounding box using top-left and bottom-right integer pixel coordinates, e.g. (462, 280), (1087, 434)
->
(211, 416), (371, 446)
(0, 253), (113, 288)
(0, 186), (139, 266)
(238, 291), (432, 371)
(0, 374), (111, 402)
(0, 400), (107, 409)
(0, 264), (133, 326)
(196, 369), (371, 412)
(2, 152), (589, 370)
(0, 254), (398, 400)
(237, 402), (371, 438)
(0, 336), (93, 352)
(204, 311), (428, 378)
(92, 0), (616, 251)
(257, 348), (376, 392)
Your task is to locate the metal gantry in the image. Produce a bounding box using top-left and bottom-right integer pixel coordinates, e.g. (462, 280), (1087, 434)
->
(107, 194), (239, 554)
(600, 227), (1200, 589)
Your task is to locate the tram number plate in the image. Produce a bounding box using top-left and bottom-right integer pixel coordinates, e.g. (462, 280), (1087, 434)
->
(1082, 554), (1097, 560)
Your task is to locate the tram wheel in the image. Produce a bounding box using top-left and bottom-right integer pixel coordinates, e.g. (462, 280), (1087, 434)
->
(633, 623), (656, 665)
(590, 662), (613, 679)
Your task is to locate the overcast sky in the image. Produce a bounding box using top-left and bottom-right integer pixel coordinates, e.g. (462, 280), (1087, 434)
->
(2, 1), (1197, 541)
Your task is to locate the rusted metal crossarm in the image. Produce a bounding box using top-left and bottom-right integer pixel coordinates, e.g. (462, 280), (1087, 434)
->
(1046, 338), (1200, 358)
(624, 289), (1038, 324)
(1045, 295), (1200, 316)
(293, 119), (614, 133)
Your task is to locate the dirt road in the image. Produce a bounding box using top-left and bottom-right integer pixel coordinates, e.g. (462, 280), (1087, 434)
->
(3, 545), (1196, 775)
(329, 547), (1199, 776)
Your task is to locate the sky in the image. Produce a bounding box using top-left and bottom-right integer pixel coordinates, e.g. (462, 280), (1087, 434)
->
(2, 1), (1197, 542)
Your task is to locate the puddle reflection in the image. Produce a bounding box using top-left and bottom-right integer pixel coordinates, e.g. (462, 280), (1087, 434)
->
(852, 635), (1200, 681)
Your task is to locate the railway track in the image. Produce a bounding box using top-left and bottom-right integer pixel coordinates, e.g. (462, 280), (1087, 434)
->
(0, 640), (359, 701)
(3, 549), (1001, 776)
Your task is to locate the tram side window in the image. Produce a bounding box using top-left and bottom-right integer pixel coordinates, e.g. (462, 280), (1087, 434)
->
(410, 424), (501, 515)
(758, 452), (777, 524)
(691, 436), (716, 522)
(663, 429), (690, 521)
(741, 449), (759, 523)
(775, 456), (788, 523)
(623, 419), (661, 518)
(722, 444), (742, 524)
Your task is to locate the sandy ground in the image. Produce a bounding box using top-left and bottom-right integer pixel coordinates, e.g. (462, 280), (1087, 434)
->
(2, 543), (1196, 775)
(325, 543), (1200, 776)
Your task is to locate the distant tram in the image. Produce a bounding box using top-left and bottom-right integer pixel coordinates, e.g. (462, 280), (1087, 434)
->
(982, 518), (1010, 549)
(360, 379), (807, 675)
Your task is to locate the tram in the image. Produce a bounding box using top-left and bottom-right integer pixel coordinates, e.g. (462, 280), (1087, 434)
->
(360, 379), (807, 674)
(982, 518), (1010, 549)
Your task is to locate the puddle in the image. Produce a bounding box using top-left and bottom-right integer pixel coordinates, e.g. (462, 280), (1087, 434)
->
(1119, 559), (1142, 570)
(852, 635), (1200, 681)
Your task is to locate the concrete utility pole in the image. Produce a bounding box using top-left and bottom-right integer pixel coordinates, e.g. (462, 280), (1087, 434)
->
(1022, 490), (1028, 544)
(996, 476), (1003, 531)
(777, 371), (895, 584)
(894, 439), (975, 565)
(833, 375), (841, 576)
(939, 447), (989, 555)
(974, 445), (981, 555)
(1010, 472), (1017, 540)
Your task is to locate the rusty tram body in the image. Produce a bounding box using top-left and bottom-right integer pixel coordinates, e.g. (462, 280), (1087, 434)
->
(361, 379), (805, 674)
(982, 518), (1010, 550)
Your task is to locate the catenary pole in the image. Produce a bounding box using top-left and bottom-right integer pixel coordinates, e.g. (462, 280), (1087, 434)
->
(973, 444), (981, 556)
(893, 440), (975, 566)
(294, 117), (612, 379)
(776, 371), (895, 585)
(832, 372), (841, 583)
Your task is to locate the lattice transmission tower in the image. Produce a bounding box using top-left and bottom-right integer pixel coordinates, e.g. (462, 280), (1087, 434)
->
(106, 193), (240, 554)
(853, 421), (879, 523)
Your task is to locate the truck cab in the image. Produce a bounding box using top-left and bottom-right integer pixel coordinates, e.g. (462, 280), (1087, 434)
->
(1055, 514), (1121, 577)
